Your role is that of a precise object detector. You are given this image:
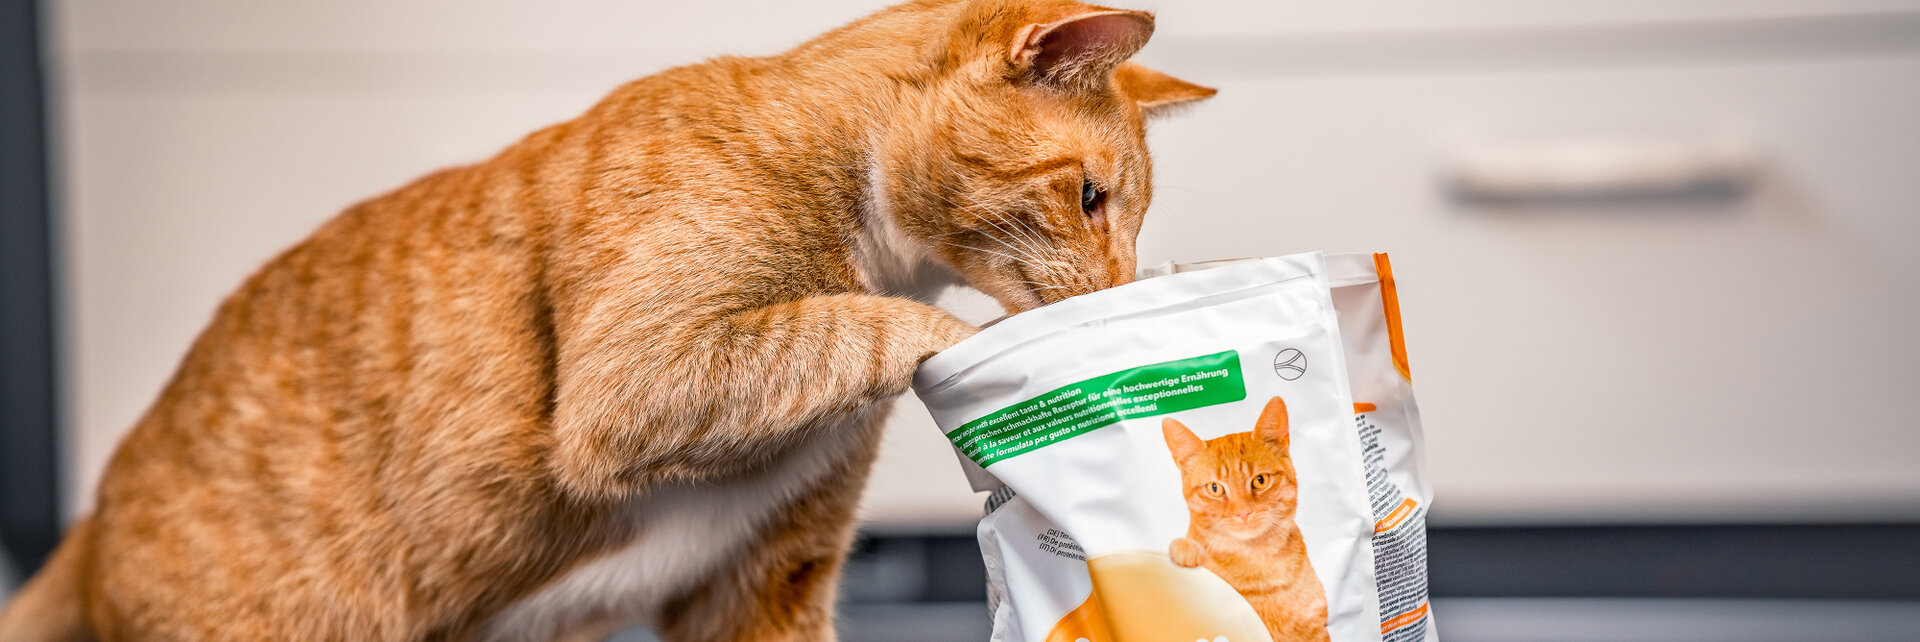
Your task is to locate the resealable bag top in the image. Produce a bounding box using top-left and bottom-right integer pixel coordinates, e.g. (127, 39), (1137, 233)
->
(913, 252), (1435, 642)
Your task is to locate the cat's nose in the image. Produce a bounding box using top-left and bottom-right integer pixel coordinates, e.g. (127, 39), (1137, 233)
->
(1235, 511), (1254, 522)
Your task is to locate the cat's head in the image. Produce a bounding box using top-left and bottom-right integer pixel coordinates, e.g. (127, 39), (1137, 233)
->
(871, 0), (1214, 313)
(1162, 397), (1300, 541)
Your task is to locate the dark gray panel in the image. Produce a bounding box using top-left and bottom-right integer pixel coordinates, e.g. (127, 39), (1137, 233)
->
(0, 0), (61, 576)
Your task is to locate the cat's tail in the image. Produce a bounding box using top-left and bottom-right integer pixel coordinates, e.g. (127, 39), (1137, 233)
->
(0, 517), (95, 642)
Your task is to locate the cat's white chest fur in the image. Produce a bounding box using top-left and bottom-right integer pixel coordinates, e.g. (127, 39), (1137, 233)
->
(854, 146), (953, 298)
(478, 415), (871, 641)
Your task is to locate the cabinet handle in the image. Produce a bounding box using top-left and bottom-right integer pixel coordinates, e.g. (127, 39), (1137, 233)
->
(1442, 138), (1761, 201)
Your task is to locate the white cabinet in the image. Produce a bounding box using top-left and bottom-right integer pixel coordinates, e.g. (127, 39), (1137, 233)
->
(50, 0), (1920, 526)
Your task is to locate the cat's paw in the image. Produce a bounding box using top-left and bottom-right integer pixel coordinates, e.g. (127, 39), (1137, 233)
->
(914, 313), (981, 364)
(1168, 537), (1203, 567)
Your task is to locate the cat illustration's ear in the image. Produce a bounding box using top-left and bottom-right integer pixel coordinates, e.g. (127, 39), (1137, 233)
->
(1114, 62), (1217, 118)
(1254, 397), (1291, 447)
(1163, 417), (1204, 463)
(1009, 8), (1154, 90)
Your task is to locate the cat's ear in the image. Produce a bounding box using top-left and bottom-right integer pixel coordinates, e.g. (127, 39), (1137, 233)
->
(1162, 417), (1203, 463)
(1114, 62), (1217, 118)
(1254, 397), (1291, 447)
(1009, 8), (1155, 91)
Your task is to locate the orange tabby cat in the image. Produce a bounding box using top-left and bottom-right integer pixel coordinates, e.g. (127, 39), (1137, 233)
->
(0, 1), (1212, 640)
(1163, 397), (1331, 642)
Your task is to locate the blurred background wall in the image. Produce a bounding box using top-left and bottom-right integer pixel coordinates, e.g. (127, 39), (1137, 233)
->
(6, 0), (1920, 639)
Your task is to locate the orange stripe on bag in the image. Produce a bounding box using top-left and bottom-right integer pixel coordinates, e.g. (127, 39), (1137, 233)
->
(1374, 498), (1417, 533)
(1354, 402), (1378, 413)
(1381, 602), (1429, 633)
(1373, 253), (1412, 382)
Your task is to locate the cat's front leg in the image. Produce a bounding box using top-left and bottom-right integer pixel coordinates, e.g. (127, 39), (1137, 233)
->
(652, 408), (887, 642)
(1169, 536), (1206, 568)
(548, 292), (976, 501)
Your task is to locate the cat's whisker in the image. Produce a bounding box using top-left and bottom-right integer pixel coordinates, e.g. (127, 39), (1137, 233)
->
(986, 234), (1048, 266)
(932, 187), (1052, 262)
(991, 213), (1053, 262)
(959, 195), (1051, 261)
(932, 193), (1051, 264)
(939, 240), (1031, 267)
(950, 190), (1047, 253)
(992, 210), (1052, 258)
(963, 214), (1049, 267)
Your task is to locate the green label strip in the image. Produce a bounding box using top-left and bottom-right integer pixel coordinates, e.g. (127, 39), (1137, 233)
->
(947, 350), (1246, 467)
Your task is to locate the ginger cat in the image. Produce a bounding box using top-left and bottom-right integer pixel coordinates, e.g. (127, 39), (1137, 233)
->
(0, 1), (1213, 640)
(1163, 398), (1331, 642)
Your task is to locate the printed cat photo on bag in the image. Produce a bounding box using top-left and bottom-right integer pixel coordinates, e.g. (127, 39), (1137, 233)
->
(1164, 396), (1333, 642)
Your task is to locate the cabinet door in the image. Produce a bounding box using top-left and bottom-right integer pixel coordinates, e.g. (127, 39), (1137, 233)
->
(1123, 52), (1920, 524)
(53, 0), (1920, 526)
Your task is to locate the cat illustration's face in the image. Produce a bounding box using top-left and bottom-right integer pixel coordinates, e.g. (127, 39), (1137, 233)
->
(1163, 398), (1300, 541)
(877, 2), (1214, 313)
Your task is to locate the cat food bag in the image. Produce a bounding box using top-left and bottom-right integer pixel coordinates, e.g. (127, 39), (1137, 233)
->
(1143, 253), (1436, 642)
(912, 252), (1434, 642)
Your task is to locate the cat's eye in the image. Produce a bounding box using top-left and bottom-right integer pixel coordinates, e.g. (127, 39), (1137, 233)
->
(1205, 482), (1225, 497)
(1251, 473), (1271, 491)
(1079, 179), (1105, 216)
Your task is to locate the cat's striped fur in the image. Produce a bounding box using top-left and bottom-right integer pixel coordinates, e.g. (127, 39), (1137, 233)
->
(0, 1), (1212, 639)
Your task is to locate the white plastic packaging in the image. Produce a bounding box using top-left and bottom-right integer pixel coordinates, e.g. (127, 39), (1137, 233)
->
(913, 252), (1434, 642)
